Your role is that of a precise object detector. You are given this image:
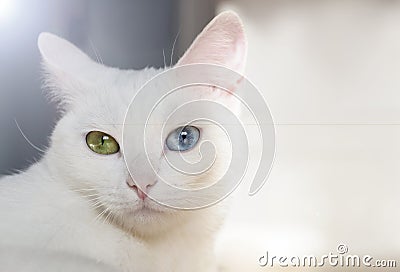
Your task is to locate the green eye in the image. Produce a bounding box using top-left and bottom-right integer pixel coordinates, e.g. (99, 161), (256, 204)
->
(86, 131), (120, 155)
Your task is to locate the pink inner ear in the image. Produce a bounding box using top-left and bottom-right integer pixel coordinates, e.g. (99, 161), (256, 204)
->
(177, 11), (247, 73)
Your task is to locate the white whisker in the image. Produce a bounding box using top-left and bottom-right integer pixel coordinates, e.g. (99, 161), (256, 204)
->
(14, 119), (46, 153)
(170, 29), (181, 66)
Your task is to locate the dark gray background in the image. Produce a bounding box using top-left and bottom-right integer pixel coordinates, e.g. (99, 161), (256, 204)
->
(0, 0), (215, 175)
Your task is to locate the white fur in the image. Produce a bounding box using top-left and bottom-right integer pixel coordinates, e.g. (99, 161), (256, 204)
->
(0, 11), (247, 272)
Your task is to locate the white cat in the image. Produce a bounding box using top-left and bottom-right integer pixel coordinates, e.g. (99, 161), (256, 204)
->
(0, 11), (247, 272)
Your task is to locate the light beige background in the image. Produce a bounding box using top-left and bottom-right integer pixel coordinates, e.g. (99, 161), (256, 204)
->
(216, 1), (400, 270)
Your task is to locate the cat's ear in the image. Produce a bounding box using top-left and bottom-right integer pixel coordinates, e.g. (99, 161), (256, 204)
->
(176, 11), (247, 73)
(38, 32), (102, 109)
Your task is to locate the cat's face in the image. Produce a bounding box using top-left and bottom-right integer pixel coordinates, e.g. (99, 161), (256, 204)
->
(40, 11), (247, 236)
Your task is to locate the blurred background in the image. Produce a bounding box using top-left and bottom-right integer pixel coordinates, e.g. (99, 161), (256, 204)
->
(1, 0), (400, 270)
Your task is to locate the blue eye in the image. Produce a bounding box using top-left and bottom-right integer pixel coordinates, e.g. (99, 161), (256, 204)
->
(166, 126), (200, 151)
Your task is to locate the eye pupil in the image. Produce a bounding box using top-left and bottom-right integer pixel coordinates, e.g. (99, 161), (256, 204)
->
(101, 135), (109, 145)
(180, 131), (188, 142)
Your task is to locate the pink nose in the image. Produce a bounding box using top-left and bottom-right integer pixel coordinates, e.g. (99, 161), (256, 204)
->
(127, 183), (152, 200)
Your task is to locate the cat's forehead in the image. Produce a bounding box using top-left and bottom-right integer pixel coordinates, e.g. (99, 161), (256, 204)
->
(73, 66), (229, 139)
(105, 67), (164, 102)
(76, 67), (164, 123)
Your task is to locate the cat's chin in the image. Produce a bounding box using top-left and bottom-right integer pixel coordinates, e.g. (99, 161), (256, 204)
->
(129, 202), (167, 217)
(113, 201), (182, 237)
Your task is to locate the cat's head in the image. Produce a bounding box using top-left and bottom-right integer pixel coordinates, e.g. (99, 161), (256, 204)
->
(40, 11), (247, 237)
